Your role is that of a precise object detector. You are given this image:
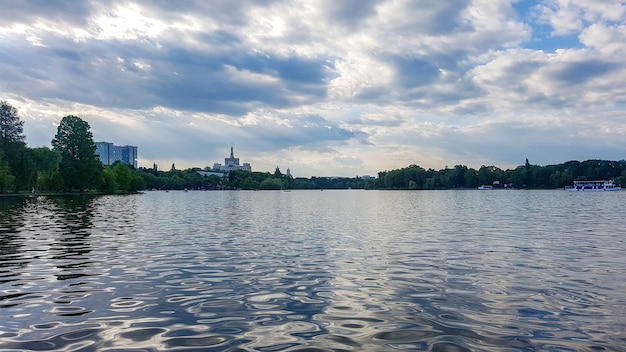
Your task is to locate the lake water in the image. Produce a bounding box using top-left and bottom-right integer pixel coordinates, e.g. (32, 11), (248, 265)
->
(1, 190), (626, 351)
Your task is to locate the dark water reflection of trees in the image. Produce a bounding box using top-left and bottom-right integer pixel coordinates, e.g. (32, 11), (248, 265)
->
(0, 197), (29, 282)
(0, 195), (98, 283)
(49, 196), (96, 281)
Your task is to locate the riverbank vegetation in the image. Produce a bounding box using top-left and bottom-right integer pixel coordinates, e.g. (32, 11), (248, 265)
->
(1, 101), (625, 193)
(1, 101), (144, 194)
(134, 167), (366, 191)
(369, 159), (626, 190)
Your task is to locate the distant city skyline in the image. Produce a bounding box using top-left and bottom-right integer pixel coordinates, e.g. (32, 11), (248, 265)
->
(2, 1), (626, 177)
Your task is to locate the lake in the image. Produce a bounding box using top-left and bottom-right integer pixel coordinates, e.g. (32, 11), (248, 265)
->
(1, 190), (626, 351)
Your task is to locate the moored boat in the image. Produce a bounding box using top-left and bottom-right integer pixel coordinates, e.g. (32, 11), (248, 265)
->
(564, 180), (621, 192)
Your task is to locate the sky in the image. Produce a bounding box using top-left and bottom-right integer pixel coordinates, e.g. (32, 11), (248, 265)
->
(1, 0), (625, 177)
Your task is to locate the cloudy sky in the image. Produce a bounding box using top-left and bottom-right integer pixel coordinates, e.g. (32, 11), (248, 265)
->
(1, 1), (625, 177)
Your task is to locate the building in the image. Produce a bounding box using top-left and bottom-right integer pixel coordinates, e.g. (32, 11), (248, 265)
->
(95, 142), (138, 168)
(213, 145), (251, 172)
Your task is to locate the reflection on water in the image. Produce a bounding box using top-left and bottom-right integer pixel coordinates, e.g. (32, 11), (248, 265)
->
(1, 190), (626, 351)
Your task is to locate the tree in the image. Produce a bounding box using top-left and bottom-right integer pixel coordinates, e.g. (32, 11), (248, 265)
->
(0, 101), (27, 187)
(101, 168), (119, 194)
(107, 161), (144, 193)
(129, 172), (146, 192)
(112, 162), (132, 192)
(260, 178), (283, 190)
(243, 178), (260, 190)
(0, 101), (25, 148)
(0, 152), (15, 192)
(464, 168), (479, 188)
(51, 115), (103, 191)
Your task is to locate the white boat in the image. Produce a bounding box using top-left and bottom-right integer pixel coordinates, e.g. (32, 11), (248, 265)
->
(564, 180), (621, 192)
(478, 185), (493, 190)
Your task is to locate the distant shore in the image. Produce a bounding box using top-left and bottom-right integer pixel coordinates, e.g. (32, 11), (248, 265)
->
(0, 191), (140, 197)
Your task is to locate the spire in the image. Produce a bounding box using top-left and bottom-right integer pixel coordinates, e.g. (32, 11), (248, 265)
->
(230, 143), (234, 158)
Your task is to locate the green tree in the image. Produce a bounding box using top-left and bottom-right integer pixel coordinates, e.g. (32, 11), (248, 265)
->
(260, 178), (283, 190)
(104, 161), (145, 193)
(464, 168), (479, 188)
(22, 147), (63, 191)
(139, 171), (159, 189)
(615, 170), (626, 188)
(101, 168), (119, 194)
(0, 101), (25, 149)
(129, 172), (146, 192)
(206, 174), (222, 188)
(31, 147), (61, 190)
(0, 153), (15, 192)
(243, 178), (260, 190)
(0, 101), (27, 188)
(112, 162), (132, 192)
(51, 115), (103, 191)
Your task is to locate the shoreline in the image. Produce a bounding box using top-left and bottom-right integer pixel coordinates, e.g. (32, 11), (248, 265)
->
(0, 191), (141, 198)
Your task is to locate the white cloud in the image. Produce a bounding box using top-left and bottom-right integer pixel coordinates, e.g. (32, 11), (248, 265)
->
(539, 2), (584, 36)
(535, 0), (626, 37)
(1, 0), (625, 176)
(580, 23), (626, 57)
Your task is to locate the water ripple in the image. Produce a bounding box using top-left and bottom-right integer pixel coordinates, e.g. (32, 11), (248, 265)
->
(1, 191), (626, 350)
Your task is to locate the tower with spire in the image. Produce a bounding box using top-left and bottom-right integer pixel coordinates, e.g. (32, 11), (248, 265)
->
(213, 144), (252, 172)
(224, 143), (240, 168)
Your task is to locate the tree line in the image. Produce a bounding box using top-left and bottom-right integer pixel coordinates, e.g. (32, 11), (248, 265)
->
(368, 158), (626, 190)
(2, 100), (625, 193)
(0, 101), (144, 194)
(136, 166), (366, 190)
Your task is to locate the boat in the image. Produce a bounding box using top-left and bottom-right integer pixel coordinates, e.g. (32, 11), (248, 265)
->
(478, 185), (493, 190)
(564, 180), (621, 192)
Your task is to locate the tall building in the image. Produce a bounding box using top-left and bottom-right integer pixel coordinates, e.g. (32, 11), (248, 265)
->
(213, 145), (251, 172)
(95, 142), (138, 168)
